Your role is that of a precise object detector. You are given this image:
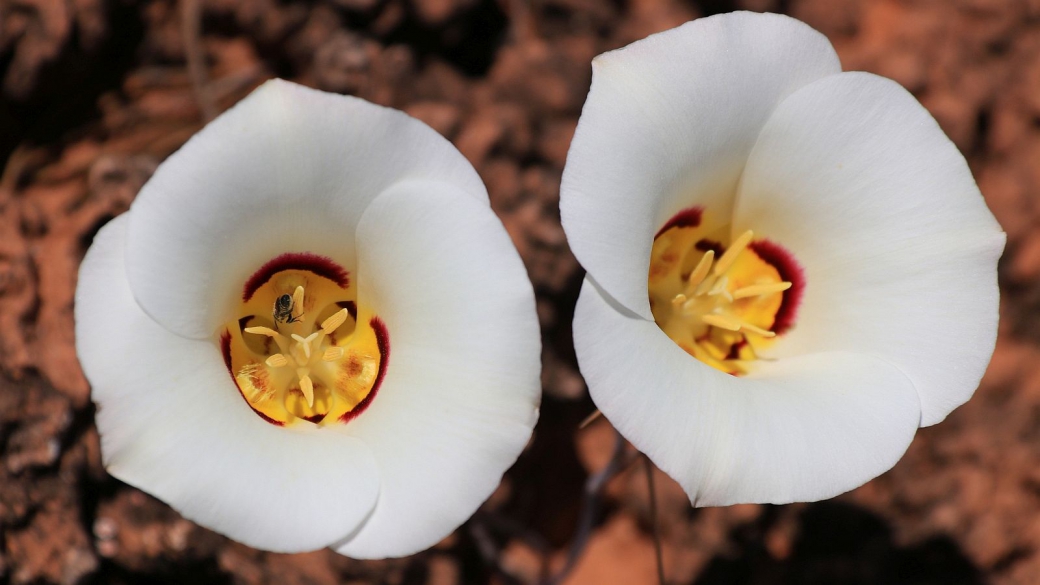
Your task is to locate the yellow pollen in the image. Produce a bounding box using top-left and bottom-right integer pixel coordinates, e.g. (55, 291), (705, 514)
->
(672, 293), (687, 306)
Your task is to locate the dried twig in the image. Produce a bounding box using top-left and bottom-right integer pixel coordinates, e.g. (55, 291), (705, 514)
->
(180, 0), (217, 121)
(644, 455), (666, 585)
(543, 428), (628, 585)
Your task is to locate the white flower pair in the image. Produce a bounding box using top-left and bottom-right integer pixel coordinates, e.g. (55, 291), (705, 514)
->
(76, 12), (1003, 558)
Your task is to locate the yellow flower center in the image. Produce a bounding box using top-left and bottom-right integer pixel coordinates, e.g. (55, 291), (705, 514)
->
(648, 209), (802, 376)
(219, 254), (388, 427)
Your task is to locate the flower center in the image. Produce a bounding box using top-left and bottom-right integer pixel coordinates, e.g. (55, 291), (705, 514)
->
(648, 210), (803, 376)
(219, 255), (388, 427)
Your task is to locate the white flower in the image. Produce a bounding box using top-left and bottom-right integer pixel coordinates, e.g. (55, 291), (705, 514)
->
(75, 79), (540, 557)
(561, 12), (1004, 505)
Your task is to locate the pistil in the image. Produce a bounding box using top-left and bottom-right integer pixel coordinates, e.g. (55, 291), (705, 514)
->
(245, 298), (352, 408)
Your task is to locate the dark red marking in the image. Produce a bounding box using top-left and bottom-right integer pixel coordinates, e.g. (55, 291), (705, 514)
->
(654, 207), (703, 239)
(340, 317), (390, 424)
(220, 329), (284, 427)
(220, 330), (233, 375)
(726, 339), (748, 361)
(695, 239), (725, 256)
(242, 252), (350, 301)
(748, 240), (805, 335)
(302, 413), (326, 424)
(336, 300), (358, 321)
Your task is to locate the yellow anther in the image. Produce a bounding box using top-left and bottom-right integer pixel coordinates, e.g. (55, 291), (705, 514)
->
(292, 285), (305, 318)
(671, 293), (687, 306)
(245, 326), (283, 339)
(732, 281), (792, 299)
(701, 313), (742, 331)
(298, 371), (315, 407)
(322, 346), (345, 362)
(321, 308), (350, 334)
(713, 230), (754, 276)
(738, 321), (776, 338)
(265, 354), (289, 368)
(687, 250), (714, 290)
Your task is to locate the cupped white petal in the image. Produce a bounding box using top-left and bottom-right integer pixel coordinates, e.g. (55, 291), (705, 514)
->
(560, 11), (841, 319)
(126, 79), (488, 339)
(334, 180), (541, 559)
(77, 215), (380, 553)
(734, 72), (1005, 426)
(574, 278), (921, 505)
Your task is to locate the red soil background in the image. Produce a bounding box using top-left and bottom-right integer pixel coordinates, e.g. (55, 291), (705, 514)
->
(1, 0), (1039, 583)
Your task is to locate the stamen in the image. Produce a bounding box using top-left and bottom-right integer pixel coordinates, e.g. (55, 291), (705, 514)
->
(672, 294), (687, 306)
(738, 321), (776, 338)
(701, 313), (742, 331)
(292, 285), (305, 319)
(298, 370), (314, 407)
(245, 326), (284, 339)
(321, 309), (350, 334)
(687, 250), (714, 290)
(732, 281), (792, 299)
(265, 354), (289, 368)
(713, 230), (754, 276)
(694, 274), (716, 297)
(322, 347), (345, 362)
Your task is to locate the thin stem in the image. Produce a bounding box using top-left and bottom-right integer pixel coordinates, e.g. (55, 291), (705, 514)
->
(643, 455), (666, 585)
(543, 428), (627, 585)
(180, 0), (217, 121)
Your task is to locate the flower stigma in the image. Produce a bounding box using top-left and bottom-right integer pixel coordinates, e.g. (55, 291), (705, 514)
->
(219, 255), (389, 427)
(648, 208), (803, 376)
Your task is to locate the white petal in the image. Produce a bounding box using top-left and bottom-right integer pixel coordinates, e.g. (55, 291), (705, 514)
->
(560, 12), (841, 319)
(77, 214), (379, 553)
(574, 278), (921, 505)
(125, 79), (488, 339)
(734, 72), (1005, 426)
(334, 180), (540, 558)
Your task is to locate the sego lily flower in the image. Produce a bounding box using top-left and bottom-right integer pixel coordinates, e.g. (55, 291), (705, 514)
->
(561, 13), (1004, 505)
(75, 79), (540, 557)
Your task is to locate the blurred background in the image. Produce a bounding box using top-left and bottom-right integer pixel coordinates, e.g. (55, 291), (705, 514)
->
(1, 0), (1038, 583)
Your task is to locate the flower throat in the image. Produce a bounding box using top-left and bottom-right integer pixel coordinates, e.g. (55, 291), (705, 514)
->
(220, 254), (388, 427)
(648, 208), (803, 376)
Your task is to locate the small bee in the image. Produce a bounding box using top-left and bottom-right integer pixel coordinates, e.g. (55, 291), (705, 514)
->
(273, 294), (301, 324)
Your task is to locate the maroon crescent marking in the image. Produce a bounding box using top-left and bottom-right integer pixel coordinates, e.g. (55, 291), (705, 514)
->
(654, 206), (703, 239)
(748, 239), (805, 336)
(242, 252), (350, 301)
(339, 317), (390, 424)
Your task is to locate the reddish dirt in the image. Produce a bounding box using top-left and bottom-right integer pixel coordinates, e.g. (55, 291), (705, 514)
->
(2, 0), (1039, 583)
